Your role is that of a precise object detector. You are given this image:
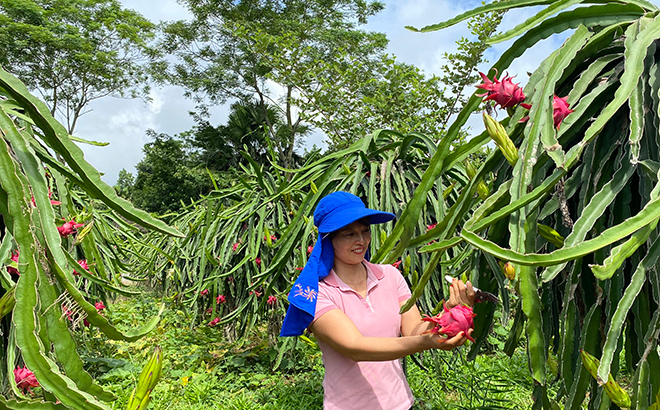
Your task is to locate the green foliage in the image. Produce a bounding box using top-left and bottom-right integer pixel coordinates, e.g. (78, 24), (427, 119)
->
(114, 169), (134, 200)
(186, 99), (309, 172)
(79, 296), (324, 409)
(157, 0), (386, 167)
(397, 1), (660, 409)
(82, 297), (542, 410)
(0, 66), (177, 408)
(438, 7), (505, 130)
(0, 0), (157, 134)
(130, 131), (215, 214)
(282, 53), (447, 149)
(123, 128), (485, 339)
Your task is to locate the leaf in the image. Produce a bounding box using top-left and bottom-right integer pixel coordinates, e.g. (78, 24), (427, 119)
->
(462, 176), (660, 266)
(564, 12), (660, 169)
(589, 217), (658, 280)
(408, 0), (557, 32)
(488, 0), (587, 44)
(0, 138), (110, 408)
(68, 135), (109, 146)
(399, 251), (442, 313)
(597, 233), (660, 384)
(541, 149), (635, 281)
(0, 67), (183, 238)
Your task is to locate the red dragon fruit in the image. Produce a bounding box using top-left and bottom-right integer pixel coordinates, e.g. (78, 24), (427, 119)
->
(551, 95), (575, 129)
(73, 259), (88, 276)
(476, 71), (526, 110)
(7, 250), (19, 275)
(57, 219), (84, 237)
(14, 366), (39, 394)
(422, 303), (476, 342)
(520, 95), (574, 129)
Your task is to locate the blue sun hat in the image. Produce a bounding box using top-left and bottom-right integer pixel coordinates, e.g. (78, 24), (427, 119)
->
(280, 191), (395, 337)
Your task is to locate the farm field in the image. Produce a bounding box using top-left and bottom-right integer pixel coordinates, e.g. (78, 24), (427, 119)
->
(1, 1), (660, 409)
(85, 296), (544, 410)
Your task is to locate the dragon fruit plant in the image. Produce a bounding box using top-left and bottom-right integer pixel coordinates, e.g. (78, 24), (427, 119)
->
(399, 1), (660, 409)
(0, 67), (180, 408)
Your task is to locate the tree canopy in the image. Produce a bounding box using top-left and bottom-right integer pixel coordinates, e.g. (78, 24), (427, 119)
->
(157, 0), (387, 166)
(129, 131), (214, 214)
(0, 0), (157, 134)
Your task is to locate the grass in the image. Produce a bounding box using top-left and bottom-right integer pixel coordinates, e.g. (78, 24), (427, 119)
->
(76, 295), (547, 409)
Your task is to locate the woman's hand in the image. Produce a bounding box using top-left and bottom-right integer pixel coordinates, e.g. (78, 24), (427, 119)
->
(424, 329), (474, 351)
(446, 278), (476, 308)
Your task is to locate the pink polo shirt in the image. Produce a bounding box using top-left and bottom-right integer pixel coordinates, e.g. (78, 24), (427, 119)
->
(312, 261), (414, 410)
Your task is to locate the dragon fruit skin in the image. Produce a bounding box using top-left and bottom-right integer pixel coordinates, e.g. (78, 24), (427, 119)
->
(476, 71), (526, 110)
(422, 303), (476, 342)
(552, 95), (575, 129)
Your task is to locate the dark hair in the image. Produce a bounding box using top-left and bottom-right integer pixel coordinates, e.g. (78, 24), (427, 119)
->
(328, 217), (370, 240)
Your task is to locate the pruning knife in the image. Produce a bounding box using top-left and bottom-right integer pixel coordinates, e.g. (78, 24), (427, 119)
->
(445, 275), (500, 304)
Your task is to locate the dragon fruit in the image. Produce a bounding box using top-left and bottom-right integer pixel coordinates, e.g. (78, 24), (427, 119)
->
(520, 95), (574, 129)
(551, 95), (574, 129)
(7, 250), (19, 275)
(422, 303), (476, 342)
(14, 366), (39, 394)
(57, 219), (83, 237)
(476, 71), (526, 110)
(73, 259), (88, 276)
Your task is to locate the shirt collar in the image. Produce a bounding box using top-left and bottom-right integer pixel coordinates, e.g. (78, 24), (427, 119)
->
(322, 261), (385, 291)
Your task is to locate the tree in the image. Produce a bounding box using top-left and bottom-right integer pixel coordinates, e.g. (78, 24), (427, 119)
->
(240, 8), (503, 150)
(114, 168), (134, 199)
(281, 53), (447, 149)
(187, 99), (310, 171)
(0, 0), (157, 134)
(157, 0), (386, 168)
(131, 131), (214, 214)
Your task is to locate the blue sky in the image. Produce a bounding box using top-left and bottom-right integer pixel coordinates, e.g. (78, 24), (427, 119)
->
(72, 1), (650, 184)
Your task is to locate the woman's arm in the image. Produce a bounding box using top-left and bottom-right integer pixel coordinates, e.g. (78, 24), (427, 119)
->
(310, 309), (470, 362)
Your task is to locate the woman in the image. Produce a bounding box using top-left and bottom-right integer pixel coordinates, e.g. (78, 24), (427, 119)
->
(281, 191), (475, 410)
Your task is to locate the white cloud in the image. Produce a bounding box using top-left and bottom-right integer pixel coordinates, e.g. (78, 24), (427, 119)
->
(148, 89), (165, 114)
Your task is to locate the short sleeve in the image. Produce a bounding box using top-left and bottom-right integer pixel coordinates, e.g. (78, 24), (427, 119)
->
(391, 266), (412, 303)
(312, 285), (339, 323)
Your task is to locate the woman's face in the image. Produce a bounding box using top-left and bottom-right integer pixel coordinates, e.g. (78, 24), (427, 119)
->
(331, 220), (371, 266)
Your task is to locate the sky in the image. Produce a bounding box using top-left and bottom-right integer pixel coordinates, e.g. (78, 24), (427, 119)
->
(70, 1), (610, 185)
